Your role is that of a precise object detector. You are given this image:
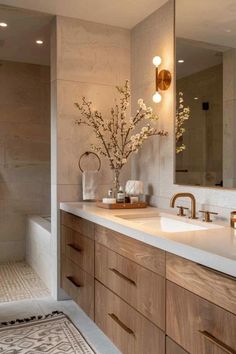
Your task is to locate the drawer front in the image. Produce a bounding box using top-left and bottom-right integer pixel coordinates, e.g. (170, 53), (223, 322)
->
(166, 337), (189, 354)
(95, 242), (165, 329)
(61, 211), (94, 240)
(95, 281), (165, 354)
(95, 225), (165, 276)
(61, 225), (94, 276)
(166, 253), (236, 315)
(167, 281), (236, 354)
(61, 257), (94, 319)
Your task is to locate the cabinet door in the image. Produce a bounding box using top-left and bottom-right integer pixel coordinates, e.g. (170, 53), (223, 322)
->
(61, 257), (94, 319)
(95, 242), (165, 329)
(166, 253), (236, 315)
(61, 225), (94, 276)
(95, 281), (165, 354)
(166, 337), (189, 354)
(166, 281), (236, 354)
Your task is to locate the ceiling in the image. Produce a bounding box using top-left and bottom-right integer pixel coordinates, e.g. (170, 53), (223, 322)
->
(0, 0), (167, 29)
(176, 0), (236, 49)
(0, 6), (52, 65)
(0, 0), (167, 66)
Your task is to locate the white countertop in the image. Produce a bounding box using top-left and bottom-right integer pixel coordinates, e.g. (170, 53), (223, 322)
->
(60, 202), (236, 277)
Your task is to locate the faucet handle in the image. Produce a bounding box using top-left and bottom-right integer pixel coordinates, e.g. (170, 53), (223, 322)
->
(199, 210), (218, 222)
(177, 205), (189, 217)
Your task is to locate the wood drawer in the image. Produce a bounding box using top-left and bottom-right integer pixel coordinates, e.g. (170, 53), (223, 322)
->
(95, 225), (165, 276)
(166, 337), (189, 354)
(61, 257), (94, 319)
(166, 253), (236, 315)
(61, 225), (94, 276)
(61, 211), (94, 240)
(95, 281), (165, 354)
(95, 242), (165, 329)
(166, 281), (236, 354)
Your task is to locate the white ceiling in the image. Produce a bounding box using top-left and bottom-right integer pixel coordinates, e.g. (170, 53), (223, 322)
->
(0, 0), (167, 29)
(176, 0), (236, 48)
(0, 6), (52, 65)
(0, 0), (167, 66)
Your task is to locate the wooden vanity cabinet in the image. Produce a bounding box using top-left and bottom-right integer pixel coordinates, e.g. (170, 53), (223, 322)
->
(60, 211), (95, 319)
(60, 211), (236, 354)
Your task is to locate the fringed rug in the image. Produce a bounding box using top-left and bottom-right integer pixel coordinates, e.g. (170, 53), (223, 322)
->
(0, 311), (95, 353)
(0, 261), (49, 302)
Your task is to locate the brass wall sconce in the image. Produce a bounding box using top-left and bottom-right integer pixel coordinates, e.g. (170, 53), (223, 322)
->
(152, 56), (172, 103)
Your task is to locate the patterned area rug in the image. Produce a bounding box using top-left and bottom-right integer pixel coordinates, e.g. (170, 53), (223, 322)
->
(0, 261), (49, 303)
(0, 312), (95, 353)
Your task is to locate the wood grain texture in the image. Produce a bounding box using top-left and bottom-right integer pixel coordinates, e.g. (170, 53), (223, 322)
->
(61, 225), (94, 276)
(96, 202), (147, 209)
(95, 242), (165, 330)
(95, 281), (165, 354)
(166, 281), (236, 354)
(61, 256), (94, 320)
(61, 211), (95, 240)
(166, 253), (236, 315)
(95, 225), (165, 276)
(166, 337), (189, 354)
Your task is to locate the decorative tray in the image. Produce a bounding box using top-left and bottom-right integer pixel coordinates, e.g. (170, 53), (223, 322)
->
(97, 202), (148, 209)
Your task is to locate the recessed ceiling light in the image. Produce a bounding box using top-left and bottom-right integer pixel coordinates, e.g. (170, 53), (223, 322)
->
(225, 29), (231, 33)
(36, 40), (44, 45)
(178, 59), (184, 63)
(194, 97), (199, 100)
(0, 22), (7, 28)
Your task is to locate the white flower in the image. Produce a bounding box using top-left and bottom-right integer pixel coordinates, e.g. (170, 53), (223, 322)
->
(138, 98), (144, 106)
(122, 158), (127, 164)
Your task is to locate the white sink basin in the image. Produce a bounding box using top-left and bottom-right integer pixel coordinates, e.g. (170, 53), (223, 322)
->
(116, 213), (224, 233)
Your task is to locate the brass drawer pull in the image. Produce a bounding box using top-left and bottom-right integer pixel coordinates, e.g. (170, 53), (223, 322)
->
(66, 276), (82, 288)
(199, 330), (236, 354)
(67, 243), (83, 253)
(109, 268), (136, 286)
(197, 263), (236, 282)
(108, 313), (135, 337)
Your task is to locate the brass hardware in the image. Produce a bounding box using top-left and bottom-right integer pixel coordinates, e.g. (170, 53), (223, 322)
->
(67, 244), (82, 253)
(66, 276), (82, 288)
(108, 313), (135, 336)
(197, 263), (236, 281)
(199, 210), (218, 223)
(78, 151), (101, 173)
(157, 69), (172, 90)
(176, 205), (189, 217)
(230, 211), (236, 228)
(109, 268), (136, 286)
(170, 193), (197, 219)
(199, 330), (236, 354)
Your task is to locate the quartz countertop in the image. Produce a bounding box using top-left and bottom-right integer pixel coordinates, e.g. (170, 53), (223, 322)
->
(60, 202), (236, 277)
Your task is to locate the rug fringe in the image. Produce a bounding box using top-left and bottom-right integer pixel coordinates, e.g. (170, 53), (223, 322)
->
(0, 311), (64, 327)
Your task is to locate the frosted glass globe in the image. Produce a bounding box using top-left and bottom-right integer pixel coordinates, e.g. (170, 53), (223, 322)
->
(152, 56), (162, 67)
(152, 92), (162, 103)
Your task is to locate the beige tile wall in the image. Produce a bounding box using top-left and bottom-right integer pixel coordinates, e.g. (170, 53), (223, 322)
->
(51, 16), (131, 297)
(0, 60), (50, 261)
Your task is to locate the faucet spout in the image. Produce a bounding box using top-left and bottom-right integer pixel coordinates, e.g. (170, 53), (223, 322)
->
(170, 192), (197, 219)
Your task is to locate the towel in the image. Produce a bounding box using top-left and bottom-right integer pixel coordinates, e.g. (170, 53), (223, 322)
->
(82, 170), (99, 200)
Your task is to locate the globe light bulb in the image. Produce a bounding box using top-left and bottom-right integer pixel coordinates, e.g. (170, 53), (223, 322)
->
(152, 56), (162, 67)
(152, 92), (162, 103)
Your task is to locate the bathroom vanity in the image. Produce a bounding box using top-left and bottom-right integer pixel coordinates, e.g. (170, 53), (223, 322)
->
(60, 203), (236, 354)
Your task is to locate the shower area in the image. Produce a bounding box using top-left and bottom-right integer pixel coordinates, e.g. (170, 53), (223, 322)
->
(0, 6), (52, 302)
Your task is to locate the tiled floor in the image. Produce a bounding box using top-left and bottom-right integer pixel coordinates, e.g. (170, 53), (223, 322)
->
(0, 297), (121, 354)
(0, 261), (49, 302)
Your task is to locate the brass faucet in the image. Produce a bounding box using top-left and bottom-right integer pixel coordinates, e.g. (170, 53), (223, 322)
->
(170, 193), (197, 219)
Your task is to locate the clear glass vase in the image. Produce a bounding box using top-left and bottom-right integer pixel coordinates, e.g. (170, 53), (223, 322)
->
(112, 168), (121, 198)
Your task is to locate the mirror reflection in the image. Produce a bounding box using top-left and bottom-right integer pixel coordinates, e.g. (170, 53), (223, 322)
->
(175, 0), (236, 188)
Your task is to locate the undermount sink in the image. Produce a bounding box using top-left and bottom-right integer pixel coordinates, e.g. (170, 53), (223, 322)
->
(116, 213), (224, 233)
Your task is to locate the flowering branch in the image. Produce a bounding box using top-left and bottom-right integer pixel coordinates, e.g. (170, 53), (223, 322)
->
(176, 91), (190, 154)
(75, 80), (168, 172)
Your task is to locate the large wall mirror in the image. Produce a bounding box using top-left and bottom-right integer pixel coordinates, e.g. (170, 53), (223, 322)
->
(175, 0), (236, 189)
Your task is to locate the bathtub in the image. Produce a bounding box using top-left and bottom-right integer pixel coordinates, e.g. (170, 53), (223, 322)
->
(26, 215), (52, 292)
